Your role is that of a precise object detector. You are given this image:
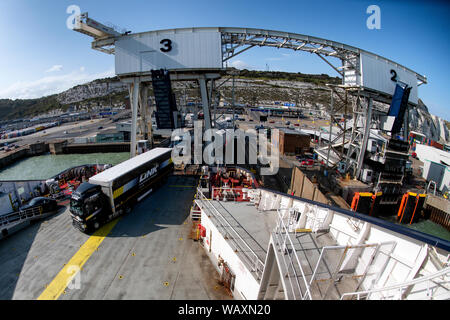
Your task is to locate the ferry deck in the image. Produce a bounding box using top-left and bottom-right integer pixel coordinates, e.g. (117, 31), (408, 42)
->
(0, 175), (231, 300)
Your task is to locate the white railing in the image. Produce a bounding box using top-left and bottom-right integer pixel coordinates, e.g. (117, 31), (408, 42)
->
(340, 267), (450, 300)
(274, 208), (398, 300)
(196, 188), (265, 280)
(274, 208), (313, 300)
(190, 208), (202, 221)
(308, 241), (396, 299)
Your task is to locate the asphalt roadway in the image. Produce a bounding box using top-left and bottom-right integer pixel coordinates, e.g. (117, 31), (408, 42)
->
(2, 117), (115, 148)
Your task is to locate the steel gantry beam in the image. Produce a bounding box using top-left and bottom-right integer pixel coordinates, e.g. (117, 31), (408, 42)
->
(74, 13), (122, 54)
(72, 21), (427, 86)
(218, 27), (427, 85)
(72, 18), (428, 168)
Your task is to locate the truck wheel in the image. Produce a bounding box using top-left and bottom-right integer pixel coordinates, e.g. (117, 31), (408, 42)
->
(94, 222), (100, 229)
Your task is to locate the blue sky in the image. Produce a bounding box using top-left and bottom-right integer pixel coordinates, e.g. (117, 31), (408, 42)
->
(0, 0), (448, 120)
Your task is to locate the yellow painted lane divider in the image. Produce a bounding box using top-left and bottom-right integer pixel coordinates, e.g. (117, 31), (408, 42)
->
(37, 219), (120, 300)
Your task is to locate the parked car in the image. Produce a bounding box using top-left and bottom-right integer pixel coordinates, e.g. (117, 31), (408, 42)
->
(300, 159), (314, 167)
(296, 153), (313, 160)
(296, 155), (310, 161)
(21, 197), (58, 213)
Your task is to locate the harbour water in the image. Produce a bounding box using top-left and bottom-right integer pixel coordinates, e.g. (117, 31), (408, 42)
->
(405, 220), (450, 241)
(0, 152), (130, 181)
(373, 215), (450, 242)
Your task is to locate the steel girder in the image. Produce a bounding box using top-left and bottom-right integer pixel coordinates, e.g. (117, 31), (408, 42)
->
(219, 27), (426, 85)
(75, 21), (428, 174)
(220, 29), (356, 78)
(84, 25), (426, 85)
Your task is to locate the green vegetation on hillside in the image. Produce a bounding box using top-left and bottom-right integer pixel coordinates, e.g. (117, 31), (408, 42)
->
(226, 68), (341, 86)
(0, 95), (62, 120)
(0, 71), (340, 121)
(76, 90), (128, 107)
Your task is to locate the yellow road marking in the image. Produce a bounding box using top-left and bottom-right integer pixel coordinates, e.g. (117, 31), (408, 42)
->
(37, 219), (120, 300)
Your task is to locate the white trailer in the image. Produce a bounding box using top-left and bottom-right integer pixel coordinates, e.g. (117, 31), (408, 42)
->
(70, 148), (173, 232)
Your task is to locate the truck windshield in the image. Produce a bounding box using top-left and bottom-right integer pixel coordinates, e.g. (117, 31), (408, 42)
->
(84, 195), (102, 216)
(70, 199), (84, 216)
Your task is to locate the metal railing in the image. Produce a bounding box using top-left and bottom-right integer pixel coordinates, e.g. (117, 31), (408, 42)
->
(273, 208), (313, 300)
(196, 188), (265, 280)
(0, 206), (44, 228)
(340, 267), (450, 300)
(309, 241), (396, 299)
(190, 202), (202, 221)
(274, 208), (399, 300)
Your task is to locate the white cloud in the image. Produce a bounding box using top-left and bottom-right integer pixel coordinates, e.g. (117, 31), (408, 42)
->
(0, 67), (115, 100)
(45, 65), (63, 73)
(228, 59), (252, 70)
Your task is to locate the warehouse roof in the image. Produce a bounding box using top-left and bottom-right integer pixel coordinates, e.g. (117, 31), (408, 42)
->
(415, 144), (450, 166)
(276, 127), (310, 136)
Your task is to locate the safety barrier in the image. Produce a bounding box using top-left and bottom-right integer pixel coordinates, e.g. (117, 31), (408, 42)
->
(196, 188), (265, 279)
(0, 206), (44, 235)
(340, 267), (450, 300)
(273, 208), (313, 300)
(273, 208), (397, 300)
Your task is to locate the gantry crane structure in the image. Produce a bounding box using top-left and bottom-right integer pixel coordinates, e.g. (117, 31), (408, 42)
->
(72, 13), (427, 180)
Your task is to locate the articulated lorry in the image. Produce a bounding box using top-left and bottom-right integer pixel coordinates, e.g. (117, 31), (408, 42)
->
(69, 148), (173, 232)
